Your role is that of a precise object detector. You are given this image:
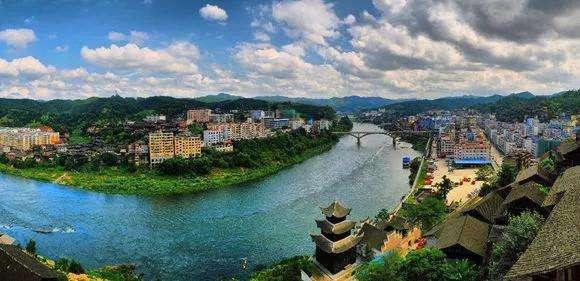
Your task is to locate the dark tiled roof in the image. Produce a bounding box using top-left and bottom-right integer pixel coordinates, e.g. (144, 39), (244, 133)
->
(506, 181), (580, 279)
(435, 215), (490, 258)
(315, 219), (356, 235)
(0, 244), (58, 279)
(542, 165), (580, 208)
(310, 233), (363, 254)
(502, 182), (546, 208)
(360, 221), (388, 251)
(516, 164), (552, 186)
(557, 140), (579, 158)
(460, 191), (503, 223)
(320, 201), (351, 218)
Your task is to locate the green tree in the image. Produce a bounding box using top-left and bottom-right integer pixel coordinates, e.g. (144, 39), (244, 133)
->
(355, 253), (404, 281)
(25, 239), (36, 255)
(187, 122), (205, 136)
(403, 247), (447, 281)
(400, 197), (447, 231)
(496, 162), (518, 188)
(436, 175), (452, 200)
(250, 256), (314, 281)
(488, 211), (544, 280)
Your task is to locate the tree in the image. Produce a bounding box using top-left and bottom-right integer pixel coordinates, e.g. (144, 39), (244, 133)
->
(187, 122), (204, 136)
(403, 247), (447, 281)
(488, 211), (544, 280)
(25, 239), (36, 255)
(354, 248), (479, 281)
(400, 197), (447, 231)
(436, 176), (452, 200)
(250, 256), (314, 281)
(355, 252), (404, 281)
(495, 163), (518, 188)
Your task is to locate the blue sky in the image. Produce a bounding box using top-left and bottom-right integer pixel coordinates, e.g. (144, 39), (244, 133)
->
(0, 0), (578, 100)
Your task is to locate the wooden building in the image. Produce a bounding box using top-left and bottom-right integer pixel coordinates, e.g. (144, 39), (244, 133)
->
(310, 201), (362, 276)
(432, 214), (490, 263)
(505, 180), (579, 281)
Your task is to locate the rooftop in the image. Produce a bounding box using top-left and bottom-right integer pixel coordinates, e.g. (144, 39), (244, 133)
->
(435, 214), (490, 258)
(506, 177), (580, 279)
(320, 201), (351, 218)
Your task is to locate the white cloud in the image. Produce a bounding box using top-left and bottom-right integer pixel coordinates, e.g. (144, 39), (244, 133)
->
(80, 42), (199, 74)
(107, 30), (150, 45)
(54, 45), (69, 53)
(253, 31), (271, 42)
(199, 4), (228, 22)
(0, 56), (52, 77)
(372, 0), (407, 14)
(272, 0), (340, 45)
(0, 28), (37, 48)
(343, 14), (356, 26)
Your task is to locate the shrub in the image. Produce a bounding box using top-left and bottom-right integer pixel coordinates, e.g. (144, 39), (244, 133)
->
(55, 258), (86, 274)
(25, 239), (36, 255)
(488, 211), (544, 280)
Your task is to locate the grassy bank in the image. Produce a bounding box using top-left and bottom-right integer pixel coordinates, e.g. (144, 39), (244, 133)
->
(0, 142), (334, 196)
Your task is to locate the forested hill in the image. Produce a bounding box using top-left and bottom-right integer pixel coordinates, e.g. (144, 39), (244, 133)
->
(0, 95), (336, 133)
(477, 89), (580, 122)
(255, 95), (398, 113)
(372, 94), (505, 117)
(367, 90), (579, 121)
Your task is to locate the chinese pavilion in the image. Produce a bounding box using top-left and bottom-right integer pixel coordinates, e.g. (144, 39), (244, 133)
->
(310, 201), (362, 275)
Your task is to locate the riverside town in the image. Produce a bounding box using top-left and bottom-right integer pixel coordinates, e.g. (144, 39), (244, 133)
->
(0, 1), (579, 281)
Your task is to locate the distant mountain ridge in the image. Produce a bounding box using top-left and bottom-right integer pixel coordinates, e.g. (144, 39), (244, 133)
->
(194, 92), (543, 114)
(195, 94), (399, 113)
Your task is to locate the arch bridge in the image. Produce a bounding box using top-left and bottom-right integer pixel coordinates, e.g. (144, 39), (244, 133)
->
(332, 130), (431, 147)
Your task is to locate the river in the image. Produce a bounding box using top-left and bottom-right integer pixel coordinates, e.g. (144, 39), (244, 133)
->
(0, 123), (419, 280)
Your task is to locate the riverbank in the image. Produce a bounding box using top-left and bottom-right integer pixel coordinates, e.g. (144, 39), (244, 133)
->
(0, 142), (334, 196)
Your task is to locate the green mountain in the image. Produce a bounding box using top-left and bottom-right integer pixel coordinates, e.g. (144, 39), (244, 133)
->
(0, 95), (336, 135)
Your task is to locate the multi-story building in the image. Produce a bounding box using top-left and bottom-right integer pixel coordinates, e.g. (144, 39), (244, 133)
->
(203, 128), (231, 146)
(250, 110), (265, 121)
(264, 118), (289, 129)
(148, 131), (175, 165)
(0, 127), (60, 152)
(174, 134), (203, 158)
(289, 118), (305, 130)
(143, 115), (166, 123)
(209, 113), (234, 123)
(148, 131), (202, 165)
(187, 109), (212, 124)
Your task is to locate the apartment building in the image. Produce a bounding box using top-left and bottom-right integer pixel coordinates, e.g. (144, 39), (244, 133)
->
(0, 127), (60, 152)
(207, 121), (269, 140)
(174, 134), (203, 158)
(148, 132), (175, 165)
(203, 128), (231, 146)
(187, 109), (212, 124)
(209, 113), (234, 123)
(148, 131), (202, 165)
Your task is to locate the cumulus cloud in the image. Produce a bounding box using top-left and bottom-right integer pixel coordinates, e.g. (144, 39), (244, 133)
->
(199, 4), (228, 22)
(0, 57), (53, 77)
(272, 0), (340, 45)
(0, 28), (37, 48)
(81, 42), (199, 74)
(108, 31), (150, 45)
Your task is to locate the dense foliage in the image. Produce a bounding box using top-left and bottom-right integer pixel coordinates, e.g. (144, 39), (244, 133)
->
(250, 256), (314, 281)
(157, 128), (343, 176)
(478, 89), (580, 122)
(355, 248), (479, 281)
(479, 162), (518, 196)
(408, 157), (422, 185)
(488, 212), (544, 280)
(400, 196), (447, 231)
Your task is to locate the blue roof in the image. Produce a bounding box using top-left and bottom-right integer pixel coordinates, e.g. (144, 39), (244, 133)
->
(454, 159), (491, 165)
